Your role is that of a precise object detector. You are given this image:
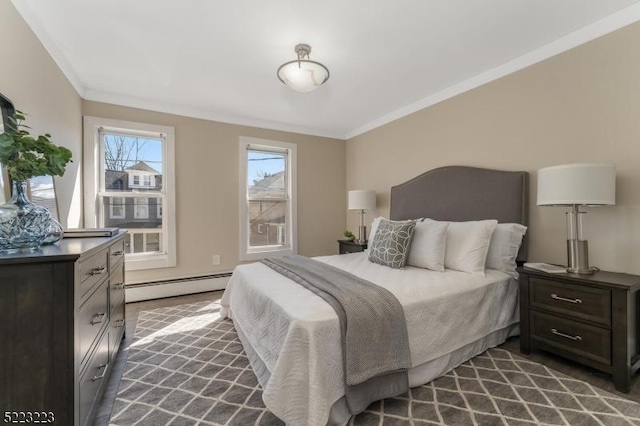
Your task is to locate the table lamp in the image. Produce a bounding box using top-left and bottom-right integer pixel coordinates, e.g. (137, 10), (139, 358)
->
(348, 190), (376, 243)
(537, 163), (616, 274)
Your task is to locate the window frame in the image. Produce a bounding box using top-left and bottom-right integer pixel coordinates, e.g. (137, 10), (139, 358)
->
(83, 116), (176, 271)
(239, 137), (297, 261)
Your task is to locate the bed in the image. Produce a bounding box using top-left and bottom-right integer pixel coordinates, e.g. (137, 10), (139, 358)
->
(221, 166), (529, 425)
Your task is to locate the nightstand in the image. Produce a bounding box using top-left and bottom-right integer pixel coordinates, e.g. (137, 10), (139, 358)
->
(338, 240), (367, 254)
(518, 267), (640, 392)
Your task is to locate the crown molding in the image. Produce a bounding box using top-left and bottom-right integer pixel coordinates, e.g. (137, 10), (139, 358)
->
(344, 2), (640, 139)
(83, 89), (345, 139)
(12, 0), (640, 141)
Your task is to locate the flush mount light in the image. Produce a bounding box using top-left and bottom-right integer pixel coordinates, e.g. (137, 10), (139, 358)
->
(277, 43), (330, 92)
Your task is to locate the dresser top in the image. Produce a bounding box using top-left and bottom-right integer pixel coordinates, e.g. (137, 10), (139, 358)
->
(0, 231), (126, 265)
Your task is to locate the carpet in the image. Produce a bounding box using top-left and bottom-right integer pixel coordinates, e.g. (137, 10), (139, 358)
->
(109, 301), (640, 425)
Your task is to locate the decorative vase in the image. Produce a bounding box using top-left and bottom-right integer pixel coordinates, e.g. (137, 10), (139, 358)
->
(0, 180), (52, 252)
(42, 218), (64, 245)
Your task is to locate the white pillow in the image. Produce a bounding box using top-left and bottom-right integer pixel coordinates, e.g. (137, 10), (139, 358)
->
(406, 219), (449, 271)
(486, 223), (528, 277)
(367, 216), (384, 246)
(444, 219), (498, 276)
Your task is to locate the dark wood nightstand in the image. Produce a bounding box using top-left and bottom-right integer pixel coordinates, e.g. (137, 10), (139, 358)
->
(338, 240), (367, 254)
(518, 267), (640, 392)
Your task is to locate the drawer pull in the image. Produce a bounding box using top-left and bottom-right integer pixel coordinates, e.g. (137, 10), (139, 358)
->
(90, 267), (107, 276)
(114, 282), (125, 290)
(92, 363), (108, 382)
(112, 250), (125, 257)
(551, 328), (582, 341)
(551, 294), (582, 304)
(90, 312), (106, 325)
(115, 319), (125, 328)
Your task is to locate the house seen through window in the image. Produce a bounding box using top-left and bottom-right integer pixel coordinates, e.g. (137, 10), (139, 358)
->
(101, 132), (164, 255)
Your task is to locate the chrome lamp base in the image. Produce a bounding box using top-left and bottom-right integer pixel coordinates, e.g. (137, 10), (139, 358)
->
(357, 225), (367, 244)
(566, 239), (596, 274)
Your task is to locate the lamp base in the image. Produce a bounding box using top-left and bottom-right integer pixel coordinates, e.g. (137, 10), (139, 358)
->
(567, 239), (595, 274)
(357, 225), (367, 244)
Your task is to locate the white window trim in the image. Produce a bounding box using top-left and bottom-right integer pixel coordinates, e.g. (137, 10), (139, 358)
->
(239, 137), (297, 261)
(109, 196), (125, 219)
(83, 116), (176, 271)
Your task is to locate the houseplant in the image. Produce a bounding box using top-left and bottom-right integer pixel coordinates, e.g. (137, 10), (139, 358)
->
(0, 111), (72, 251)
(343, 230), (355, 241)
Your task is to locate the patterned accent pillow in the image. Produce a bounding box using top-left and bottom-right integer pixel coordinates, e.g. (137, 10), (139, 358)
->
(368, 219), (417, 269)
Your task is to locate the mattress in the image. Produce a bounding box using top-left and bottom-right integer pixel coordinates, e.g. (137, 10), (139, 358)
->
(220, 252), (519, 426)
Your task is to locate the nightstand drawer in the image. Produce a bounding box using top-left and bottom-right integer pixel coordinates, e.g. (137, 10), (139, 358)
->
(531, 311), (611, 365)
(530, 277), (611, 326)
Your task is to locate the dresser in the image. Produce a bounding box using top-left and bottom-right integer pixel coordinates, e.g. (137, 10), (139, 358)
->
(337, 239), (367, 254)
(0, 232), (126, 426)
(518, 267), (640, 392)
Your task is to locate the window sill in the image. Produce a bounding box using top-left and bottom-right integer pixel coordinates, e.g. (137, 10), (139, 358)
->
(125, 253), (176, 271)
(240, 247), (295, 262)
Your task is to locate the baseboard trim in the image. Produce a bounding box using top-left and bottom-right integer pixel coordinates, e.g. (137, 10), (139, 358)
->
(125, 273), (232, 303)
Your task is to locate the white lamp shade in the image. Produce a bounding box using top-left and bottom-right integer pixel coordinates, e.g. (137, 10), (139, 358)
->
(537, 163), (616, 206)
(348, 190), (376, 210)
(277, 60), (329, 92)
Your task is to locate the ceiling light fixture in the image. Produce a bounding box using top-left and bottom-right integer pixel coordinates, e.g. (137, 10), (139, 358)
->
(277, 43), (329, 93)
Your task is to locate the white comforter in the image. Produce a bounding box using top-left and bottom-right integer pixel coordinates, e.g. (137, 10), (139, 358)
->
(220, 253), (518, 425)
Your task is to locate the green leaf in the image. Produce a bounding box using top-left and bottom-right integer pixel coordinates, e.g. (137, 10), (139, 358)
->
(1, 111), (73, 181)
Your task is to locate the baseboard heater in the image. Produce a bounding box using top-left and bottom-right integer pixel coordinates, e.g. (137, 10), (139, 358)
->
(125, 272), (232, 303)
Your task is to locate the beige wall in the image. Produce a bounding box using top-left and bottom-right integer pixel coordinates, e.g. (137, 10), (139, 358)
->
(83, 101), (346, 283)
(0, 1), (83, 228)
(347, 22), (640, 275)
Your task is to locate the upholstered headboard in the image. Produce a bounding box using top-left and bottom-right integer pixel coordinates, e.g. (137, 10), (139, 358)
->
(390, 166), (529, 261)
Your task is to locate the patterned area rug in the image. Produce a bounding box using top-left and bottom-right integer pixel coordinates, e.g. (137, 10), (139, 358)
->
(110, 301), (640, 425)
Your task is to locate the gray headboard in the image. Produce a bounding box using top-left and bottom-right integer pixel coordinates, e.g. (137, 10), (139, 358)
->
(390, 166), (529, 261)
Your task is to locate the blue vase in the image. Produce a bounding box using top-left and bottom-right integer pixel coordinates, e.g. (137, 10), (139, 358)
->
(0, 180), (52, 252)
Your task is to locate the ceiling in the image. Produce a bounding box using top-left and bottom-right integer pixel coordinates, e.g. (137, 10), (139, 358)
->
(12, 0), (640, 139)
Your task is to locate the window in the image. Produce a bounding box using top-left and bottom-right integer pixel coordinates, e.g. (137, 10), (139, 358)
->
(134, 197), (149, 219)
(239, 137), (297, 260)
(84, 116), (176, 271)
(109, 196), (125, 219)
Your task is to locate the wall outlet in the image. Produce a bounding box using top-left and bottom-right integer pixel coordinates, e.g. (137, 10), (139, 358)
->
(212, 254), (221, 265)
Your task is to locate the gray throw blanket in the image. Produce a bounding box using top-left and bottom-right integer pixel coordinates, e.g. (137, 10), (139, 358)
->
(262, 255), (411, 414)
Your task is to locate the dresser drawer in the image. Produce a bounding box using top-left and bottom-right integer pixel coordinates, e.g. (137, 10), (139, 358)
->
(79, 330), (109, 426)
(79, 248), (109, 298)
(110, 262), (125, 308)
(110, 239), (126, 266)
(79, 281), (109, 364)
(531, 310), (611, 365)
(530, 277), (611, 325)
(110, 264), (125, 355)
